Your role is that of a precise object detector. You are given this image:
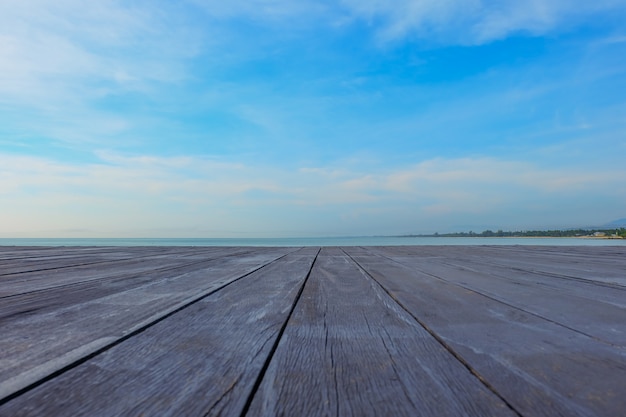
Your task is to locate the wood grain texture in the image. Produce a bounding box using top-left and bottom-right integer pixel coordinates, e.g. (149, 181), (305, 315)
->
(0, 246), (190, 274)
(0, 247), (232, 296)
(0, 247), (295, 401)
(344, 246), (626, 417)
(1, 245), (624, 417)
(0, 248), (318, 417)
(247, 247), (517, 417)
(364, 246), (626, 346)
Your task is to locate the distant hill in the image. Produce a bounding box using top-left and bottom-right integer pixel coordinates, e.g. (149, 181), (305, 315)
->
(603, 218), (626, 228)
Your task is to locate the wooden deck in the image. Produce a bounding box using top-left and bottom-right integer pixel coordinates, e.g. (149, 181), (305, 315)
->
(0, 245), (625, 416)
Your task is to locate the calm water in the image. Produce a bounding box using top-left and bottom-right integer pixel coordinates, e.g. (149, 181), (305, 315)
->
(0, 236), (624, 247)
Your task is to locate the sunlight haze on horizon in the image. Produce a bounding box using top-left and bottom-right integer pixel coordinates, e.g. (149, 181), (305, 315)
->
(1, 0), (625, 238)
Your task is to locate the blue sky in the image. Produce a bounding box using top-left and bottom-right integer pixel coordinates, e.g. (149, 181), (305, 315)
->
(1, 0), (625, 237)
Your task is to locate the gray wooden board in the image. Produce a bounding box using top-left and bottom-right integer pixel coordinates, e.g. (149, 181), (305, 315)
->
(0, 246), (134, 261)
(0, 247), (271, 298)
(2, 245), (625, 417)
(446, 245), (626, 287)
(344, 246), (626, 417)
(432, 254), (626, 307)
(383, 245), (626, 286)
(0, 247), (233, 296)
(0, 247), (319, 417)
(0, 248), (260, 321)
(247, 247), (517, 417)
(0, 246), (189, 274)
(0, 247), (295, 401)
(367, 246), (626, 346)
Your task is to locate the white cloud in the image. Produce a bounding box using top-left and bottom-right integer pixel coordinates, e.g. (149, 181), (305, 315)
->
(0, 0), (200, 107)
(1, 0), (622, 108)
(338, 0), (626, 44)
(188, 0), (327, 20)
(1, 152), (624, 237)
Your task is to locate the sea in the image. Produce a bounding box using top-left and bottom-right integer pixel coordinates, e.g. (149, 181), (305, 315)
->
(0, 237), (624, 247)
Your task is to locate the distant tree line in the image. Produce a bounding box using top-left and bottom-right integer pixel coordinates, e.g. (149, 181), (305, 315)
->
(406, 228), (626, 238)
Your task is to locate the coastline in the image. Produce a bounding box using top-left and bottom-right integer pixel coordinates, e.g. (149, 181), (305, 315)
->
(1, 236), (625, 247)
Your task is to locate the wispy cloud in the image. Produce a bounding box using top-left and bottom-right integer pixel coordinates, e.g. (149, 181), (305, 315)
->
(0, 0), (200, 107)
(2, 152), (624, 237)
(1, 2), (624, 237)
(179, 0), (626, 46)
(338, 0), (626, 44)
(2, 0), (622, 107)
(0, 1), (210, 153)
(188, 0), (328, 20)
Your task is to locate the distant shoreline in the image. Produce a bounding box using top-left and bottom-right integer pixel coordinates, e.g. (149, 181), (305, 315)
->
(575, 235), (624, 239)
(399, 235), (624, 239)
(400, 227), (626, 239)
(1, 236), (625, 247)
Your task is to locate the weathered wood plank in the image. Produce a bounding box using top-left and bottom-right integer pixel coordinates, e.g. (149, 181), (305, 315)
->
(0, 248), (259, 321)
(367, 246), (626, 346)
(0, 246), (130, 261)
(380, 245), (626, 286)
(447, 245), (626, 288)
(0, 247), (296, 402)
(0, 248), (318, 417)
(0, 246), (184, 274)
(247, 247), (517, 417)
(432, 254), (626, 306)
(0, 247), (233, 296)
(345, 246), (626, 417)
(2, 244), (624, 416)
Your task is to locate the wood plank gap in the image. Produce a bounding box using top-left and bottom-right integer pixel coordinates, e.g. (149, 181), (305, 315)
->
(366, 248), (623, 349)
(0, 248), (206, 277)
(480, 245), (626, 261)
(342, 248), (524, 417)
(441, 258), (626, 291)
(0, 248), (302, 406)
(238, 247), (321, 417)
(0, 249), (247, 299)
(0, 247), (137, 262)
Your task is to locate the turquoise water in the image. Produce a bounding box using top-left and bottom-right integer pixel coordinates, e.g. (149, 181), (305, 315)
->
(0, 236), (624, 247)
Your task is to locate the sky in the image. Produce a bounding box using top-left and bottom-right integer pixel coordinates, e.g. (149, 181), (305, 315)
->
(1, 0), (626, 238)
